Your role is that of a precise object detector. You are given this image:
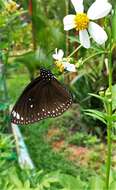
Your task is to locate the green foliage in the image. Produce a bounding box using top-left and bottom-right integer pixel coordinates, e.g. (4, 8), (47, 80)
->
(0, 102), (9, 111)
(112, 3), (116, 43)
(84, 84), (116, 128)
(0, 132), (108, 190)
(7, 71), (29, 102)
(68, 132), (100, 147)
(21, 120), (79, 177)
(0, 2), (30, 50)
(0, 132), (84, 190)
(111, 84), (116, 111)
(58, 174), (86, 190)
(84, 109), (107, 124)
(0, 133), (14, 158)
(71, 74), (93, 105)
(0, 133), (16, 189)
(86, 170), (116, 190)
(2, 168), (61, 190)
(89, 175), (105, 190)
(0, 63), (10, 130)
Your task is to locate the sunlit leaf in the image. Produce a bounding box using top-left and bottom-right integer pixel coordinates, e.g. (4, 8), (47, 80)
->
(110, 181), (116, 190)
(89, 176), (104, 190)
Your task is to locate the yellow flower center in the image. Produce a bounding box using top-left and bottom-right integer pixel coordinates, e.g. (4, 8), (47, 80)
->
(6, 1), (18, 13)
(55, 61), (64, 72)
(74, 13), (89, 31)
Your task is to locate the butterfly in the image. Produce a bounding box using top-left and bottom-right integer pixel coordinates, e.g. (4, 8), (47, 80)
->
(11, 68), (73, 125)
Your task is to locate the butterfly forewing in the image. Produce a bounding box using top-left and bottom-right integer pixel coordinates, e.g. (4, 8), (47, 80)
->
(11, 69), (72, 124)
(11, 77), (42, 124)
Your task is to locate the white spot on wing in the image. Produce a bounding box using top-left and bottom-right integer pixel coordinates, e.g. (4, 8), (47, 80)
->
(13, 111), (16, 117)
(16, 113), (20, 120)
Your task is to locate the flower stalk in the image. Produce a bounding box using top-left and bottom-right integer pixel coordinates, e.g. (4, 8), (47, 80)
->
(68, 45), (82, 58)
(106, 47), (113, 190)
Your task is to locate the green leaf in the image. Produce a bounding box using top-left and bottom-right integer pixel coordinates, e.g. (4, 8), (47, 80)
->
(84, 109), (107, 124)
(111, 114), (116, 122)
(110, 181), (116, 190)
(112, 4), (116, 42)
(111, 84), (116, 111)
(40, 171), (60, 188)
(59, 174), (84, 190)
(8, 168), (23, 188)
(89, 176), (105, 190)
(88, 93), (106, 103)
(24, 180), (30, 188)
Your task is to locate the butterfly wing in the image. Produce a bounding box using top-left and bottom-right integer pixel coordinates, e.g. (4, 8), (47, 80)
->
(11, 69), (72, 125)
(46, 79), (72, 117)
(11, 76), (43, 124)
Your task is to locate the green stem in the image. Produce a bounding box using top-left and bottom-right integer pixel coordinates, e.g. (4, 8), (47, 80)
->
(65, 0), (70, 57)
(106, 48), (112, 190)
(68, 45), (82, 58)
(82, 51), (106, 64)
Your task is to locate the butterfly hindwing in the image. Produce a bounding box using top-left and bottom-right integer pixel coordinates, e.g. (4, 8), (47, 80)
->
(48, 79), (72, 115)
(11, 69), (72, 124)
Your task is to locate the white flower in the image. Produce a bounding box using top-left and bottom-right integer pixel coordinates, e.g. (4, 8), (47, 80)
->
(52, 48), (76, 72)
(63, 0), (112, 48)
(63, 61), (76, 72)
(52, 48), (64, 61)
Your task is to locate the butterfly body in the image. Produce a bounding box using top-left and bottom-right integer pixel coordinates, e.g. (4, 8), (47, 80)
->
(11, 68), (72, 125)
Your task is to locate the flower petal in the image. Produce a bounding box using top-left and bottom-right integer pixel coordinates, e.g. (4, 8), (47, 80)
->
(63, 62), (76, 72)
(52, 49), (64, 60)
(71, 0), (84, 13)
(87, 0), (112, 20)
(88, 22), (108, 44)
(58, 49), (64, 59)
(63, 15), (76, 31)
(79, 30), (90, 49)
(52, 54), (59, 60)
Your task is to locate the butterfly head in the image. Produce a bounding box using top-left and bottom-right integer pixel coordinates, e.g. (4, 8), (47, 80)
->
(40, 68), (54, 81)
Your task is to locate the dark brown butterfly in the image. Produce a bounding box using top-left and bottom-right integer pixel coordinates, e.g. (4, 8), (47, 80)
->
(11, 68), (72, 125)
